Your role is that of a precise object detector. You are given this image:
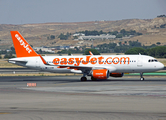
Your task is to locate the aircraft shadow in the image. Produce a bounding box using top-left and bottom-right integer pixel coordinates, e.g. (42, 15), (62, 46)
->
(0, 76), (165, 83)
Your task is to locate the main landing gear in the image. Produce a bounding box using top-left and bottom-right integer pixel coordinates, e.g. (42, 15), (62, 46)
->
(80, 77), (87, 81)
(80, 73), (87, 81)
(140, 72), (145, 81)
(80, 76), (98, 81)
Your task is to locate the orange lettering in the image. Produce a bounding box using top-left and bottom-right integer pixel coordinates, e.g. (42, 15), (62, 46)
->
(112, 57), (119, 64)
(68, 58), (74, 65)
(52, 56), (130, 66)
(98, 56), (104, 64)
(90, 57), (97, 64)
(74, 58), (83, 66)
(106, 57), (112, 64)
(53, 58), (60, 65)
(60, 58), (67, 65)
(82, 56), (91, 65)
(120, 57), (130, 64)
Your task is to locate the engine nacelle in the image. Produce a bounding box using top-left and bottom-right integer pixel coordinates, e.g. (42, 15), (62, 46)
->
(110, 73), (124, 77)
(90, 69), (109, 79)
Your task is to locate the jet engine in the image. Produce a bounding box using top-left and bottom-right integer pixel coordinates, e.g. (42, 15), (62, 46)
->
(110, 73), (124, 77)
(90, 69), (109, 79)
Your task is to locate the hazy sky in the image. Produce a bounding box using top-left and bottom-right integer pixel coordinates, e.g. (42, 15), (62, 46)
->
(0, 0), (165, 24)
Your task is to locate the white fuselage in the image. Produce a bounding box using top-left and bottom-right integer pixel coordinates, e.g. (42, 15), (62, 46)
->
(9, 55), (164, 74)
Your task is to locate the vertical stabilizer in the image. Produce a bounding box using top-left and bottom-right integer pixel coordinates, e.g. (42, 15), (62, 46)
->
(10, 31), (39, 57)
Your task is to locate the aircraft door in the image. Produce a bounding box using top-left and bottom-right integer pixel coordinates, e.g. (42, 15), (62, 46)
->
(137, 56), (142, 67)
(36, 58), (40, 68)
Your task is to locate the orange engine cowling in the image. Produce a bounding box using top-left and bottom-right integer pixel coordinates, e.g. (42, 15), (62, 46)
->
(91, 69), (109, 79)
(110, 73), (124, 77)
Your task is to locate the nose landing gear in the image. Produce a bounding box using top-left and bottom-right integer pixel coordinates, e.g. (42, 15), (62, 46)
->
(140, 72), (145, 81)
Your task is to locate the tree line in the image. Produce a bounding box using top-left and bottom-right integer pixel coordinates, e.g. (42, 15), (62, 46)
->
(125, 46), (166, 58)
(78, 29), (142, 38)
(58, 29), (143, 40)
(56, 39), (166, 58)
(1, 44), (166, 59)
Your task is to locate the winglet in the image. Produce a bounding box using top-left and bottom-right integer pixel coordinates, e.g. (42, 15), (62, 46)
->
(10, 31), (39, 58)
(89, 51), (93, 55)
(39, 54), (49, 65)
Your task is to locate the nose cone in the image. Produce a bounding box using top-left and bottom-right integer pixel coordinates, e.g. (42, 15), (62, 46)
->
(157, 62), (164, 70)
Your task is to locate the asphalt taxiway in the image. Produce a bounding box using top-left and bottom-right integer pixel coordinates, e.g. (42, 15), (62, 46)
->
(0, 75), (166, 120)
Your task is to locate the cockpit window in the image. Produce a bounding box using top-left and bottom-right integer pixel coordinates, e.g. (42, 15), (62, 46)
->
(148, 59), (158, 62)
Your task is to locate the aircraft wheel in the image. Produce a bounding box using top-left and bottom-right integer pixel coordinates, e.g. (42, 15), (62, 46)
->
(140, 77), (145, 81)
(81, 77), (87, 81)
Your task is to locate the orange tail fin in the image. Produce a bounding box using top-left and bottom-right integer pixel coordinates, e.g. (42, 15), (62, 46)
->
(10, 31), (39, 57)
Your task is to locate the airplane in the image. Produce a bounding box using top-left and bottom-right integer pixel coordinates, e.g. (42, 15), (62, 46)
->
(9, 31), (164, 81)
